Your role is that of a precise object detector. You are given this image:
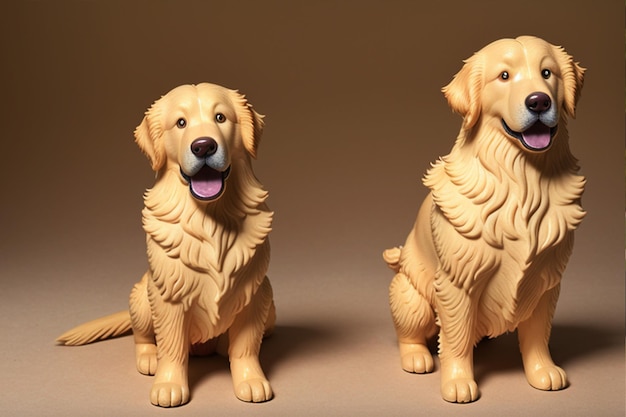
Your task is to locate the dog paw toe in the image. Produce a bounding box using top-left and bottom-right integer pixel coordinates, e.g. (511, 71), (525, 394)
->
(527, 365), (568, 391)
(399, 343), (434, 374)
(235, 378), (273, 403)
(135, 343), (157, 375)
(441, 378), (479, 403)
(150, 382), (190, 407)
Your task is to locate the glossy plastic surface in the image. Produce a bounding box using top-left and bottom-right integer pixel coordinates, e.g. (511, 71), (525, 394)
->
(58, 83), (275, 407)
(384, 36), (585, 403)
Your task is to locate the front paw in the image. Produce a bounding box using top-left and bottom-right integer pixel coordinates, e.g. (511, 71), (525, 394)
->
(441, 378), (479, 403)
(235, 378), (273, 403)
(527, 365), (568, 391)
(150, 382), (190, 407)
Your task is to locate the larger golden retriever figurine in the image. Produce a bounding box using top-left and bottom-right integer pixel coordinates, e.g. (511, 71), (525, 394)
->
(58, 83), (275, 407)
(384, 36), (585, 403)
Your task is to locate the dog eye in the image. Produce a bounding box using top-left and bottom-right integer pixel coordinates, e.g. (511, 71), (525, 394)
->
(176, 118), (187, 128)
(541, 69), (551, 79)
(500, 71), (509, 80)
(215, 113), (226, 123)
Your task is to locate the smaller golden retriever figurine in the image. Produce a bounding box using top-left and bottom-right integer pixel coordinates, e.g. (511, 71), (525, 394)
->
(384, 36), (585, 403)
(58, 83), (275, 407)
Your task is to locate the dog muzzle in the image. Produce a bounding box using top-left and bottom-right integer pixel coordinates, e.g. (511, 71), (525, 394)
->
(502, 120), (557, 152)
(181, 165), (231, 201)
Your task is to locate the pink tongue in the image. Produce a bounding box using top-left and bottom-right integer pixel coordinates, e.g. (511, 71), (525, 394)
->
(190, 165), (223, 200)
(521, 122), (551, 150)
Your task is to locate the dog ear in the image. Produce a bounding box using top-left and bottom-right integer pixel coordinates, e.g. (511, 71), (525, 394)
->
(554, 45), (585, 119)
(230, 90), (265, 158)
(134, 101), (166, 171)
(442, 54), (483, 130)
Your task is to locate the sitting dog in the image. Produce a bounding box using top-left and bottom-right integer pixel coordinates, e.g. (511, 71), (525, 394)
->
(58, 83), (275, 407)
(384, 36), (585, 403)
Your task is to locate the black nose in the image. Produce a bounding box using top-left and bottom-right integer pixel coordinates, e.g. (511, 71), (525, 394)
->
(525, 92), (551, 113)
(191, 137), (218, 157)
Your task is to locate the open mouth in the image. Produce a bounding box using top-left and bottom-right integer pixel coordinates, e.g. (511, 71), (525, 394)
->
(180, 165), (231, 201)
(502, 119), (557, 151)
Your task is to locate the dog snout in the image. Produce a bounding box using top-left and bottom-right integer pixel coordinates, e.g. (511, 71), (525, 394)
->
(191, 137), (218, 157)
(525, 92), (551, 113)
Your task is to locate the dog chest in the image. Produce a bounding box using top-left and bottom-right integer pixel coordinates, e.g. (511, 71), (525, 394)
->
(475, 232), (574, 337)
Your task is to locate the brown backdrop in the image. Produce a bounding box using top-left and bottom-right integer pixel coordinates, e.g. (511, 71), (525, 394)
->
(1, 1), (623, 416)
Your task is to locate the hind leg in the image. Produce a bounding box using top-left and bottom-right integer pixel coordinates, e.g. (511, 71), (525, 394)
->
(130, 272), (157, 375)
(390, 272), (437, 373)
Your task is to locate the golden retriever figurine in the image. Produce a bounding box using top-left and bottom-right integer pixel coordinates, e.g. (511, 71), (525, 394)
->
(384, 36), (585, 403)
(58, 83), (275, 407)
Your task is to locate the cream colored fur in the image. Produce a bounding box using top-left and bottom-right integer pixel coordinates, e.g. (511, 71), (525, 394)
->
(58, 83), (275, 407)
(384, 36), (585, 403)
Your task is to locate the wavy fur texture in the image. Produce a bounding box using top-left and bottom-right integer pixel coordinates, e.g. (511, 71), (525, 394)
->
(56, 311), (132, 345)
(57, 83), (275, 407)
(385, 36), (585, 403)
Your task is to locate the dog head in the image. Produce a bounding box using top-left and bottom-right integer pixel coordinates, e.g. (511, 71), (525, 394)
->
(442, 36), (584, 152)
(134, 83), (264, 201)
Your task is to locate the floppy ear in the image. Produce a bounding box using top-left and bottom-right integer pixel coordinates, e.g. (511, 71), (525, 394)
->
(230, 89), (265, 158)
(553, 44), (585, 119)
(134, 100), (166, 171)
(442, 53), (484, 130)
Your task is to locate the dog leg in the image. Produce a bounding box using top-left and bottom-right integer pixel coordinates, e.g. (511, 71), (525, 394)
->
(389, 272), (437, 373)
(228, 276), (273, 403)
(130, 273), (157, 375)
(518, 284), (567, 391)
(435, 278), (479, 403)
(149, 299), (191, 407)
(212, 299), (275, 359)
(438, 347), (477, 403)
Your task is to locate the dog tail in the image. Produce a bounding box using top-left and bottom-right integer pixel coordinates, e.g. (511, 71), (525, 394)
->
(56, 310), (132, 346)
(383, 246), (403, 273)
